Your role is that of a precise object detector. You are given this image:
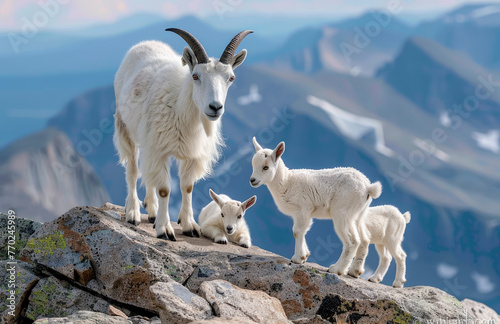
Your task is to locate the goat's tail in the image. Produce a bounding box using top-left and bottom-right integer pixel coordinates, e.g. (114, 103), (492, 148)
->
(367, 181), (382, 199)
(113, 111), (134, 166)
(403, 211), (411, 223)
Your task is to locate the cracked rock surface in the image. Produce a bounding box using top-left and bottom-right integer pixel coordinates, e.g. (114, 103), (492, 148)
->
(1, 204), (499, 323)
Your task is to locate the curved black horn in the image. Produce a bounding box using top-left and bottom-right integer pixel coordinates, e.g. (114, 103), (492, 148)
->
(165, 28), (210, 64)
(219, 30), (253, 65)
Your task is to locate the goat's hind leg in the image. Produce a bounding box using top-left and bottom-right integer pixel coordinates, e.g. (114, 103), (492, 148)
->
(348, 227), (370, 278)
(368, 244), (391, 283)
(329, 217), (360, 275)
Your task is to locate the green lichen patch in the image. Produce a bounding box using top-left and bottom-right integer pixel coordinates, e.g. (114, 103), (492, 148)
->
(26, 232), (66, 256)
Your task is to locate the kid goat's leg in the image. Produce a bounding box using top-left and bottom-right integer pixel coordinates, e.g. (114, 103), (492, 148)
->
(348, 226), (370, 278)
(178, 159), (202, 237)
(329, 217), (360, 275)
(291, 217), (312, 264)
(369, 244), (392, 283)
(390, 245), (407, 288)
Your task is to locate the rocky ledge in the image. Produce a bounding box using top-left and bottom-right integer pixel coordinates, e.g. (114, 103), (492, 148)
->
(1, 204), (499, 323)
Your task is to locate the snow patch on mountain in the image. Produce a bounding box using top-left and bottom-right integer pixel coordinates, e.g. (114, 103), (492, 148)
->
(307, 96), (395, 157)
(471, 130), (500, 153)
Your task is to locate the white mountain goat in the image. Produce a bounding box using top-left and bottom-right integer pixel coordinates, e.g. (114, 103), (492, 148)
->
(348, 205), (410, 288)
(113, 28), (252, 240)
(249, 137), (382, 275)
(198, 189), (256, 248)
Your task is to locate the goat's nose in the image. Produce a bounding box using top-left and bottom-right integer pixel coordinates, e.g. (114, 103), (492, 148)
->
(226, 226), (233, 232)
(250, 178), (256, 183)
(209, 102), (223, 112)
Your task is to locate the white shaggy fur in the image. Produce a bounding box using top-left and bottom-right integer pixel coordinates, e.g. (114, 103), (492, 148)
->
(113, 35), (248, 240)
(349, 205), (410, 288)
(249, 137), (382, 275)
(198, 189), (256, 248)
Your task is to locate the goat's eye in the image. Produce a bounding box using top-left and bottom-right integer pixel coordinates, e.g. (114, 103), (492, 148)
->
(229, 76), (235, 82)
(192, 74), (199, 80)
(263, 166), (269, 171)
(237, 215), (242, 219)
(221, 213), (224, 218)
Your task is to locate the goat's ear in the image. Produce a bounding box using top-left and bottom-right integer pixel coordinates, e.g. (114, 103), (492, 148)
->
(272, 142), (285, 162)
(182, 47), (198, 71)
(231, 49), (247, 70)
(241, 195), (257, 212)
(209, 189), (224, 208)
(252, 137), (263, 152)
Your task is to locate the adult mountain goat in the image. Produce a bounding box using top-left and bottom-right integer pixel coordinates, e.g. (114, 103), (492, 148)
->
(114, 28), (252, 240)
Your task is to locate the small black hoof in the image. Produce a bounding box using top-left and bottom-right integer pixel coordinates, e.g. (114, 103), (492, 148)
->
(240, 244), (249, 248)
(167, 232), (177, 241)
(177, 219), (181, 224)
(148, 217), (156, 224)
(216, 240), (227, 245)
(144, 202), (147, 208)
(127, 220), (139, 226)
(153, 223), (156, 229)
(157, 233), (168, 240)
(183, 230), (195, 237)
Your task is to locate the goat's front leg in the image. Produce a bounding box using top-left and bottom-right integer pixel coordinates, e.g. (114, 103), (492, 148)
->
(125, 148), (141, 226)
(144, 184), (158, 224)
(291, 217), (312, 264)
(143, 156), (176, 241)
(178, 159), (202, 237)
(201, 225), (228, 245)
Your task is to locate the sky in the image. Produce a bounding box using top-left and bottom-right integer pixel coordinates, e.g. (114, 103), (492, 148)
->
(0, 0), (494, 31)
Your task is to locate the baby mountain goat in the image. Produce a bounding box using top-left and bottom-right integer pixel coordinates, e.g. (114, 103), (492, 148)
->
(198, 189), (256, 248)
(250, 138), (382, 275)
(348, 205), (411, 288)
(113, 29), (252, 241)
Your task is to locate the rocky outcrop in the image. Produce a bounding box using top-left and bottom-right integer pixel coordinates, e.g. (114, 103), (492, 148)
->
(2, 205), (499, 323)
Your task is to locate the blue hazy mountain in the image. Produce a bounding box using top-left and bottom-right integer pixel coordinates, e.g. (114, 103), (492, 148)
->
(377, 36), (500, 129)
(415, 3), (500, 71)
(0, 128), (109, 222)
(258, 12), (412, 76)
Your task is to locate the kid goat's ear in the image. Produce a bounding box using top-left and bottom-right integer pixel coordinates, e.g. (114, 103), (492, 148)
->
(242, 196), (257, 211)
(209, 189), (224, 208)
(272, 141), (285, 162)
(252, 137), (263, 152)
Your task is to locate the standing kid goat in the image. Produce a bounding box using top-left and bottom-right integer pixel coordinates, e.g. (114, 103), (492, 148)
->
(114, 29), (252, 240)
(348, 205), (411, 288)
(249, 138), (382, 275)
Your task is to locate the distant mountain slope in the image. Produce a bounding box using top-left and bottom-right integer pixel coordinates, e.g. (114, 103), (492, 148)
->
(259, 13), (411, 76)
(0, 128), (110, 222)
(415, 3), (500, 71)
(377, 36), (500, 129)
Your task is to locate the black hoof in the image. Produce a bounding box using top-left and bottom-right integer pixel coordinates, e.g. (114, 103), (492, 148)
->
(183, 229), (200, 238)
(148, 217), (156, 224)
(240, 244), (249, 248)
(144, 202), (147, 208)
(167, 232), (177, 241)
(177, 219), (181, 224)
(157, 232), (177, 241)
(157, 233), (168, 240)
(216, 240), (227, 245)
(153, 223), (156, 229)
(127, 219), (139, 226)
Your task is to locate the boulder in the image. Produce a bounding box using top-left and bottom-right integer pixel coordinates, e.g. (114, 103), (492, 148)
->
(150, 281), (212, 323)
(14, 204), (500, 323)
(0, 212), (41, 261)
(25, 276), (110, 321)
(32, 310), (131, 323)
(199, 279), (290, 323)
